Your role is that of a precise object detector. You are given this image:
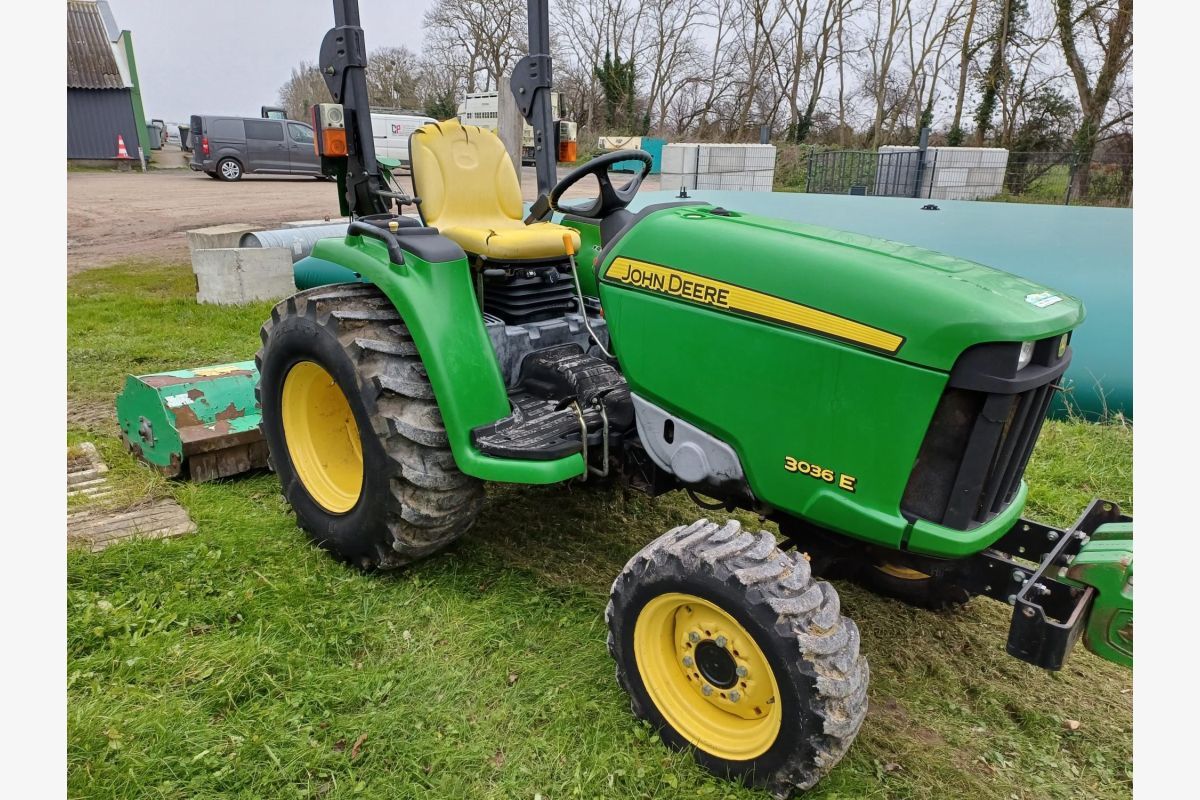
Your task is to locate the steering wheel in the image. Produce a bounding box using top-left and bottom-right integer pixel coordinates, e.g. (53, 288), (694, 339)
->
(548, 150), (653, 218)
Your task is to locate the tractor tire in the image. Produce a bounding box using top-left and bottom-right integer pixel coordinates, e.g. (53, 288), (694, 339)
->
(256, 283), (485, 570)
(606, 519), (869, 798)
(856, 563), (973, 610)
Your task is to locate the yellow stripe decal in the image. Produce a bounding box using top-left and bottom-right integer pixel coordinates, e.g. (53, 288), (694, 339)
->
(605, 258), (904, 353)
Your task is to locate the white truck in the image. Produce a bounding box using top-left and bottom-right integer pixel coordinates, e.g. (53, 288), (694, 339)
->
(369, 112), (436, 167)
(457, 91), (575, 163)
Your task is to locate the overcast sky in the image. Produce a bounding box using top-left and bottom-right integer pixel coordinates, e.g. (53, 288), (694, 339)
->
(113, 0), (436, 124)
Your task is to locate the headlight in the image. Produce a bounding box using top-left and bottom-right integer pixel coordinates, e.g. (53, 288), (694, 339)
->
(1017, 340), (1035, 371)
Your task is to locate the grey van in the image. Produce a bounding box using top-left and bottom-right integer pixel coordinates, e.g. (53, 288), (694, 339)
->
(189, 115), (323, 181)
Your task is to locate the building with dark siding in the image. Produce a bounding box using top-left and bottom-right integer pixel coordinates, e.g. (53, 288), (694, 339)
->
(67, 1), (149, 163)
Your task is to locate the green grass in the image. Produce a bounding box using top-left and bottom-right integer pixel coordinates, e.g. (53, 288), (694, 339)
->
(68, 262), (1132, 800)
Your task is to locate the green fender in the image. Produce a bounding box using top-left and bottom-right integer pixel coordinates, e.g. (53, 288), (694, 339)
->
(309, 234), (585, 484)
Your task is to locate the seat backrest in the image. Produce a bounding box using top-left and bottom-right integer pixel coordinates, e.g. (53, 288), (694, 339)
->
(410, 119), (524, 230)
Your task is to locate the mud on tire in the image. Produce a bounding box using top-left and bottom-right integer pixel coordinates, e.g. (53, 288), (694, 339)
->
(256, 283), (484, 569)
(606, 519), (869, 798)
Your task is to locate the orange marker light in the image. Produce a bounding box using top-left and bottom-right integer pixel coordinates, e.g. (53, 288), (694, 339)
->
(563, 233), (576, 256)
(321, 128), (348, 157)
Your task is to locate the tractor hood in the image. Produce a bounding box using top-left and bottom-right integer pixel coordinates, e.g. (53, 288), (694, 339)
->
(600, 205), (1085, 371)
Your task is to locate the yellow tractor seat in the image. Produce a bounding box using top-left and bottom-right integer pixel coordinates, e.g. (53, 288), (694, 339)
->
(410, 120), (580, 261)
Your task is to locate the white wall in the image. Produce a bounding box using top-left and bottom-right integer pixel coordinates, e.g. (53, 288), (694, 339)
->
(879, 146), (1010, 200)
(661, 143), (777, 192)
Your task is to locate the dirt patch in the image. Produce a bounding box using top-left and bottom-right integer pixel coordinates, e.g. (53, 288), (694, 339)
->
(869, 694), (946, 747)
(67, 166), (662, 275)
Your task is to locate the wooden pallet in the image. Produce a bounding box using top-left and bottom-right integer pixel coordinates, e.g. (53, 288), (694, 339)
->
(67, 442), (196, 552)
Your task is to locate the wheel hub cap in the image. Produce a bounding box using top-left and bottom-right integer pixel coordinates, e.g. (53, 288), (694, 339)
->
(281, 361), (363, 513)
(695, 640), (738, 689)
(633, 592), (781, 760)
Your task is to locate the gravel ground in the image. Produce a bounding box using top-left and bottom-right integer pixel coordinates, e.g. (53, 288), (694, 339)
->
(67, 152), (660, 274)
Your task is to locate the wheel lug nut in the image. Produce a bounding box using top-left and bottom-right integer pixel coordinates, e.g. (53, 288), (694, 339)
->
(701, 684), (713, 696)
(736, 666), (748, 677)
(715, 635), (728, 648)
(682, 656), (694, 668)
(688, 631), (701, 643)
(729, 690), (741, 702)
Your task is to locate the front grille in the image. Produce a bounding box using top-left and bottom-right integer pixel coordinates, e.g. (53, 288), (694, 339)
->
(902, 380), (1057, 531)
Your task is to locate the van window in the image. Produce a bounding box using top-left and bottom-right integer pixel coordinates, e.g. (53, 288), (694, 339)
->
(209, 118), (244, 139)
(288, 123), (314, 144)
(245, 120), (285, 141)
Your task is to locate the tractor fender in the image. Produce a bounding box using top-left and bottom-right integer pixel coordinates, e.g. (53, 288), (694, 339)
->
(308, 233), (585, 484)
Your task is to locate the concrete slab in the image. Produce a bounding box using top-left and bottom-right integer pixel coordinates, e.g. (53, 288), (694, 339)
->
(193, 247), (296, 305)
(187, 223), (260, 253)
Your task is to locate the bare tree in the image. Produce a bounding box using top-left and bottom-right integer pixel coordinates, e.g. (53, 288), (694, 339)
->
(365, 47), (421, 112)
(640, 0), (706, 136)
(974, 0), (1019, 145)
(422, 0), (527, 93)
(946, 0), (980, 144)
(1054, 0), (1133, 197)
(860, 0), (912, 146)
(278, 61), (328, 122)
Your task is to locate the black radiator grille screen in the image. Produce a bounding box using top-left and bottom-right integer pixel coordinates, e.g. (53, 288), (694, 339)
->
(902, 381), (1056, 531)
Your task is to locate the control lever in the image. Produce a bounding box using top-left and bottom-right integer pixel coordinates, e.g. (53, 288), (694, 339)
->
(562, 233), (614, 360)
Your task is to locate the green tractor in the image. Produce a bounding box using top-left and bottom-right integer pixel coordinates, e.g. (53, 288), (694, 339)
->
(146, 1), (1135, 794)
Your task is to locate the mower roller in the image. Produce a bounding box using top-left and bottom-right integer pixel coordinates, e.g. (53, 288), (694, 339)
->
(113, 0), (1132, 794)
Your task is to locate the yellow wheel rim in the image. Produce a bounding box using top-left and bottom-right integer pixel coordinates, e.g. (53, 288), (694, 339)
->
(875, 563), (931, 580)
(281, 361), (364, 513)
(633, 592), (782, 760)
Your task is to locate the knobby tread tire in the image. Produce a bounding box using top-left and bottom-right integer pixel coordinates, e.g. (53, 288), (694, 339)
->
(606, 519), (869, 798)
(256, 283), (484, 570)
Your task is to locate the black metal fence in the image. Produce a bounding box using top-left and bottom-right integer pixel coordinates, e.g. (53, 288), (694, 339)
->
(802, 148), (1131, 207)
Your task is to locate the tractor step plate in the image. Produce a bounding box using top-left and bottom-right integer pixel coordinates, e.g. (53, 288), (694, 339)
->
(472, 344), (634, 461)
(115, 362), (267, 481)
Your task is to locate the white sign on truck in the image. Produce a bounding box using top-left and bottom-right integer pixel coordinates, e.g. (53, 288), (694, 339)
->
(370, 112), (436, 166)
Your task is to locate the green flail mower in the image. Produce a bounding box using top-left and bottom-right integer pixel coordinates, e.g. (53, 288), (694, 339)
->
(114, 1), (1131, 794)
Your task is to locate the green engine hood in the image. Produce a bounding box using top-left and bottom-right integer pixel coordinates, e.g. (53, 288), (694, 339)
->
(602, 206), (1085, 370)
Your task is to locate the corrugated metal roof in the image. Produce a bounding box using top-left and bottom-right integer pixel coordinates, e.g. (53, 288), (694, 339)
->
(67, 1), (124, 89)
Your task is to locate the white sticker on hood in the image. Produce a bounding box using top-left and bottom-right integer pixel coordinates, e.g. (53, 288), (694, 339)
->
(1025, 292), (1063, 308)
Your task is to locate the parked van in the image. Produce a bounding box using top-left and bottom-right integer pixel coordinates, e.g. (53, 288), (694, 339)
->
(370, 112), (436, 167)
(189, 115), (323, 181)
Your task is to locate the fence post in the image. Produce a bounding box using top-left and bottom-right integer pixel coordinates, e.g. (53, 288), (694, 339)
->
(912, 126), (930, 198)
(1063, 155), (1077, 205)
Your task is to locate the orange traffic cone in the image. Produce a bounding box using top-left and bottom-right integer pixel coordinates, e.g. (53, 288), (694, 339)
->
(116, 134), (132, 160)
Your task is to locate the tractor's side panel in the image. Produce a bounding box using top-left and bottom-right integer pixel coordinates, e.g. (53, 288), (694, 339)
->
(602, 285), (945, 547)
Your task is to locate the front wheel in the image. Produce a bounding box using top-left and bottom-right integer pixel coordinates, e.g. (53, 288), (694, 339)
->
(256, 284), (484, 570)
(606, 520), (869, 796)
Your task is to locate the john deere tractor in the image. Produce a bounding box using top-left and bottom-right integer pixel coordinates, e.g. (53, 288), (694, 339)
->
(209, 1), (1137, 794)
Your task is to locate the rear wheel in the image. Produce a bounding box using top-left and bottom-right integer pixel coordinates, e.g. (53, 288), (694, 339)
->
(256, 283), (484, 569)
(217, 157), (242, 181)
(607, 519), (869, 796)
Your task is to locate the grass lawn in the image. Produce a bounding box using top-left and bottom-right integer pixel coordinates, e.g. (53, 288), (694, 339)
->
(68, 262), (1132, 800)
